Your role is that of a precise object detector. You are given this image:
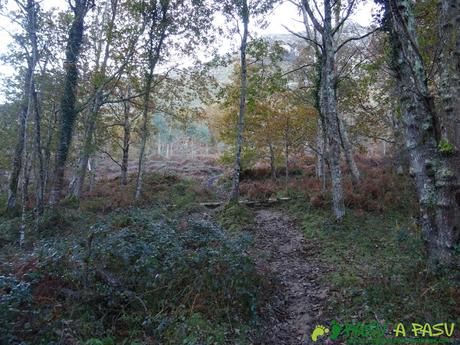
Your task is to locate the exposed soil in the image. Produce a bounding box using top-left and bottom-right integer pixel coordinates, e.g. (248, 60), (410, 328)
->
(250, 208), (329, 345)
(102, 156), (331, 344)
(179, 159), (331, 344)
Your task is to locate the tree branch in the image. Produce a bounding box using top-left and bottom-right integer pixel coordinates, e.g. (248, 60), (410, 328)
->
(283, 24), (323, 51)
(332, 0), (356, 35)
(301, 0), (324, 33)
(281, 63), (316, 77)
(335, 26), (380, 53)
(99, 149), (122, 167)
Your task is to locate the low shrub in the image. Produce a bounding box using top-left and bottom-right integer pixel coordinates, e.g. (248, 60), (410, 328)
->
(217, 202), (255, 232)
(239, 180), (277, 200)
(1, 201), (260, 344)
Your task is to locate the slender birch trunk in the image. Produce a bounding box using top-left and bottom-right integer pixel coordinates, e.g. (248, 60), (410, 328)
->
(135, 13), (168, 200)
(301, 4), (328, 193)
(315, 118), (324, 178)
(43, 104), (57, 192)
(6, 0), (38, 212)
(135, 75), (152, 200)
(338, 116), (360, 185)
(17, 0), (40, 243)
(284, 126), (289, 194)
(26, 0), (45, 215)
(120, 86), (131, 186)
(70, 90), (103, 199)
(32, 83), (44, 215)
(230, 0), (249, 202)
(320, 0), (345, 220)
(392, 96), (406, 175)
(269, 141), (276, 180)
(7, 104), (29, 212)
(19, 150), (33, 246)
(71, 0), (118, 200)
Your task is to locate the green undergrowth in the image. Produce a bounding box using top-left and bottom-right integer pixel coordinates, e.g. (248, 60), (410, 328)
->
(217, 202), (255, 233)
(284, 200), (460, 327)
(0, 172), (262, 345)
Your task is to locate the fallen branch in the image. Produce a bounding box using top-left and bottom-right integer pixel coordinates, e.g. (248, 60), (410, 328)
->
(199, 197), (293, 208)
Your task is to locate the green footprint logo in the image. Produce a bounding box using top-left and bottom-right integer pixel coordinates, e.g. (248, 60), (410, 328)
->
(311, 325), (330, 342)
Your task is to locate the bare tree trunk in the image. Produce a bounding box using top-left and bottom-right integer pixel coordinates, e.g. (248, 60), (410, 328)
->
(19, 126), (31, 246)
(301, 1), (332, 196)
(7, 104), (28, 212)
(391, 97), (407, 175)
(230, 0), (249, 202)
(438, 0), (460, 155)
(27, 1), (44, 215)
(49, 0), (91, 205)
(438, 0), (460, 223)
(70, 0), (118, 200)
(315, 118), (324, 178)
(16, 0), (40, 243)
(320, 0), (345, 220)
(19, 151), (33, 246)
(156, 135), (162, 156)
(284, 123), (289, 194)
(135, 84), (151, 200)
(191, 138), (195, 159)
(43, 104), (57, 192)
(166, 125), (172, 159)
(269, 141), (276, 180)
(7, 0), (42, 212)
(134, 5), (169, 200)
(32, 83), (44, 215)
(338, 116), (360, 185)
(70, 91), (102, 199)
(121, 87), (131, 186)
(88, 157), (96, 192)
(388, 0), (459, 266)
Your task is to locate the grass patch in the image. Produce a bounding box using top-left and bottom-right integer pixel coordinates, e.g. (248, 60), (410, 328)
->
(217, 202), (255, 232)
(285, 201), (460, 326)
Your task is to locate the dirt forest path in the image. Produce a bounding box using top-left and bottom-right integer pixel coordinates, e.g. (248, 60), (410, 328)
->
(150, 159), (330, 344)
(250, 208), (329, 345)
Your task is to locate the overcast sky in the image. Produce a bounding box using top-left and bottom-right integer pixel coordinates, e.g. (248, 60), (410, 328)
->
(0, 0), (378, 99)
(266, 1), (376, 34)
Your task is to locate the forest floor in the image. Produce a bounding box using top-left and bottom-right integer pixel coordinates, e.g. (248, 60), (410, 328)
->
(106, 156), (334, 343)
(249, 208), (329, 345)
(1, 156), (459, 345)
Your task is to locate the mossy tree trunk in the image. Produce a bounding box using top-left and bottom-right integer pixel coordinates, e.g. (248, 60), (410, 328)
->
(121, 84), (132, 186)
(338, 116), (360, 186)
(438, 0), (460, 245)
(387, 0), (459, 267)
(49, 0), (92, 205)
(70, 0), (118, 200)
(320, 0), (345, 220)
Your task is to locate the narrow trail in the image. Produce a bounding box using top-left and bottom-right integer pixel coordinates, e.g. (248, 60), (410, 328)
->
(197, 164), (329, 344)
(250, 209), (329, 345)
